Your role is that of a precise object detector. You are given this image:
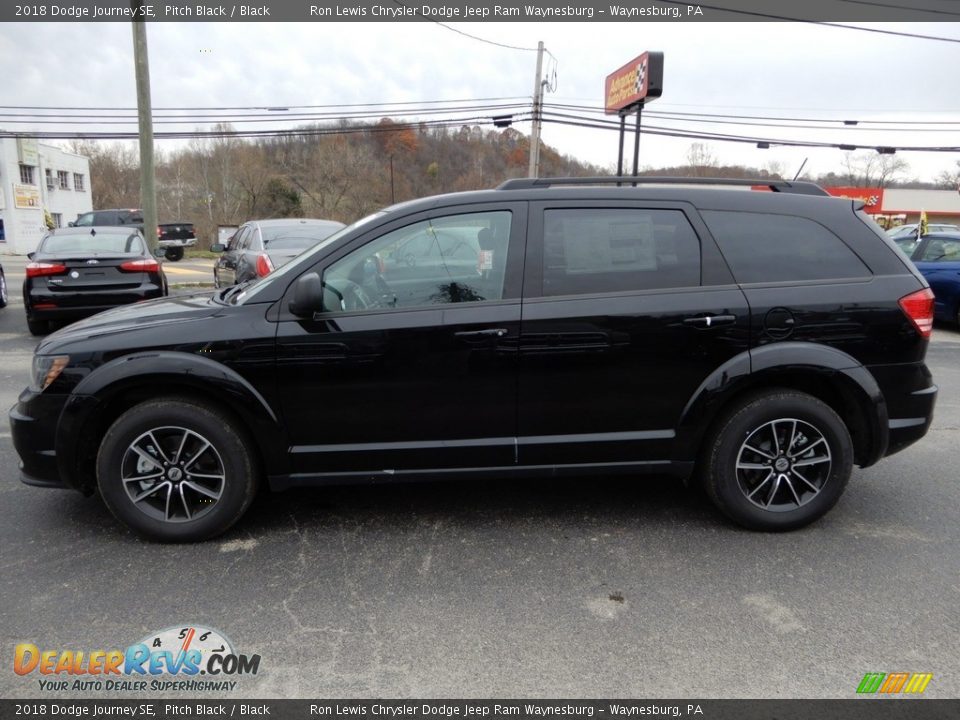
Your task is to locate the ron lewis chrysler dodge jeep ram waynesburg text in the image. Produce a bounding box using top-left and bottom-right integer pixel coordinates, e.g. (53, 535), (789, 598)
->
(11, 177), (938, 541)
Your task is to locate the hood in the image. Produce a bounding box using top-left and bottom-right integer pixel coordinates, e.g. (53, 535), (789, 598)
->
(36, 292), (221, 354)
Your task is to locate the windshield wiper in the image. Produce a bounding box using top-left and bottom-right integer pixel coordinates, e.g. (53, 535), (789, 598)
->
(216, 280), (253, 305)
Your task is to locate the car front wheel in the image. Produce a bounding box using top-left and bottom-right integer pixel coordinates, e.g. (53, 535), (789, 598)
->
(703, 390), (853, 531)
(97, 398), (258, 542)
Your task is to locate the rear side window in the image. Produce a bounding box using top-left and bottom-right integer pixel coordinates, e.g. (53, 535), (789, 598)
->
(703, 211), (870, 283)
(94, 211), (118, 225)
(918, 237), (960, 262)
(542, 208), (700, 296)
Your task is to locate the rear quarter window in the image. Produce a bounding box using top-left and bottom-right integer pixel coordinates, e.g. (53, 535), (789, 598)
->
(702, 210), (870, 284)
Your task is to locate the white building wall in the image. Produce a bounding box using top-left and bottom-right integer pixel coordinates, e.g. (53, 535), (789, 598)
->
(0, 138), (92, 254)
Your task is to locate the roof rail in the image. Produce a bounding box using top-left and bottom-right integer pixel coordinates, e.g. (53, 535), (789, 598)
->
(496, 176), (829, 196)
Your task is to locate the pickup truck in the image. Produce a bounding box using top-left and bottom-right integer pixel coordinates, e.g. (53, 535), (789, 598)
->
(70, 209), (197, 261)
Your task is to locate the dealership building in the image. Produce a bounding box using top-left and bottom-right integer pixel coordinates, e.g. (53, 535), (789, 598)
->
(0, 138), (92, 255)
(825, 186), (960, 228)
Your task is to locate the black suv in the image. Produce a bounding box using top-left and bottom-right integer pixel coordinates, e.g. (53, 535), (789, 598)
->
(11, 178), (938, 541)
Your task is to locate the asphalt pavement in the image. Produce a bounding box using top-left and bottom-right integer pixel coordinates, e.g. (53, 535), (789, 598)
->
(0, 253), (958, 699)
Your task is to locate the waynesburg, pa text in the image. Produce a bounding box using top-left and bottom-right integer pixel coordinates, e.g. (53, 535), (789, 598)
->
(307, 4), (703, 18)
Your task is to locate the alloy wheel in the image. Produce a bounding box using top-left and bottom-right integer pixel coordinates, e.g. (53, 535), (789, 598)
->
(120, 426), (225, 523)
(735, 418), (832, 512)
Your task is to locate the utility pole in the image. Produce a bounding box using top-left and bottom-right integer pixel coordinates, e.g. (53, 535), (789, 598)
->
(528, 41), (544, 179)
(131, 2), (158, 255)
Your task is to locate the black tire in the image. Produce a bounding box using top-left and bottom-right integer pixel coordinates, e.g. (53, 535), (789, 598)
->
(26, 317), (49, 336)
(0, 270), (8, 308)
(97, 398), (258, 542)
(165, 246), (184, 262)
(703, 390), (853, 531)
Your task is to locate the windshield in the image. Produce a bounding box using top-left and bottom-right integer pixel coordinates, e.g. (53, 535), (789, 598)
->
(262, 225), (341, 250)
(236, 211), (386, 304)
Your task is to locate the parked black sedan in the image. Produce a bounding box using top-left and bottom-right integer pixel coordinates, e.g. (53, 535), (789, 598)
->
(23, 226), (167, 336)
(212, 218), (344, 288)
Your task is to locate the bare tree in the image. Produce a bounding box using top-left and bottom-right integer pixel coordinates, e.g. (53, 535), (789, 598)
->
(841, 151), (910, 187)
(686, 143), (717, 176)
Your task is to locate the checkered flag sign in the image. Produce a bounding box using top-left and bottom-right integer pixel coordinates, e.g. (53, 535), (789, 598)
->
(635, 61), (646, 94)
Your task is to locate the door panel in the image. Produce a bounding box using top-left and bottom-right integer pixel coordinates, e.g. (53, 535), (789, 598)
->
(518, 202), (750, 466)
(274, 203), (527, 477)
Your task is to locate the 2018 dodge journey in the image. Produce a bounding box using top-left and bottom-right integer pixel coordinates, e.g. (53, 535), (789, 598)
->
(11, 177), (938, 541)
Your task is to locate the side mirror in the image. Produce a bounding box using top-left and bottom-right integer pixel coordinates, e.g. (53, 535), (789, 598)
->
(27, 252), (35, 260)
(289, 272), (324, 317)
(67, 222), (75, 227)
(153, 247), (167, 258)
(210, 243), (226, 253)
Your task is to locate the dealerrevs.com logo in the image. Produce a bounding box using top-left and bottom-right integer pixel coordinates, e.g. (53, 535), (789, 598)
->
(14, 625), (261, 693)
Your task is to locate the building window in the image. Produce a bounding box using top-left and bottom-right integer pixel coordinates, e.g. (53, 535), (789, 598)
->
(51, 213), (63, 229)
(58, 171), (70, 190)
(45, 169), (55, 190)
(73, 173), (85, 191)
(19, 164), (36, 185)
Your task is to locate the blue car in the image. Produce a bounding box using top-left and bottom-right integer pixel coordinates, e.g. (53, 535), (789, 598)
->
(907, 233), (960, 326)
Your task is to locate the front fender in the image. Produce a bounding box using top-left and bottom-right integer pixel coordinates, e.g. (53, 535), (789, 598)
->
(55, 351), (287, 490)
(675, 342), (888, 467)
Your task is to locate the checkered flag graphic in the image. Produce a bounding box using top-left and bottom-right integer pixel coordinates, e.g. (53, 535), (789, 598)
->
(635, 62), (646, 94)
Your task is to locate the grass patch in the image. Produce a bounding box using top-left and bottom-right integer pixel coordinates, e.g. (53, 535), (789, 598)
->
(185, 250), (220, 259)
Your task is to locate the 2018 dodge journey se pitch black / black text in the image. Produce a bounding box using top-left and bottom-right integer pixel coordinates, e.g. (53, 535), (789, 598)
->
(11, 177), (938, 541)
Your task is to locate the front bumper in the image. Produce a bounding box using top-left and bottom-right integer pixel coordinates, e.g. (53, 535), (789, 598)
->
(9, 390), (70, 490)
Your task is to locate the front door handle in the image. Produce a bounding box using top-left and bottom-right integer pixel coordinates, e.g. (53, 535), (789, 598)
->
(683, 314), (737, 329)
(455, 328), (508, 339)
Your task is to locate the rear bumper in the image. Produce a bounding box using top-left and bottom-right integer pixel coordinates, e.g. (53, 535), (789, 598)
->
(158, 238), (197, 248)
(26, 285), (164, 320)
(867, 362), (938, 458)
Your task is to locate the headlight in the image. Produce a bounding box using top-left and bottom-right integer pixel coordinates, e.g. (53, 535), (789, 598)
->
(30, 355), (70, 392)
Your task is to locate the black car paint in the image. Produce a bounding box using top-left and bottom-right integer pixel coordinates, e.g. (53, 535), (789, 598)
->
(23, 228), (167, 326)
(12, 186), (937, 502)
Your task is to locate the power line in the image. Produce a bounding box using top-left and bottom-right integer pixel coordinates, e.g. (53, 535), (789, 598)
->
(389, 0), (538, 51)
(546, 102), (960, 126)
(834, 0), (960, 19)
(538, 111), (960, 152)
(655, 1), (960, 43)
(0, 97), (529, 112)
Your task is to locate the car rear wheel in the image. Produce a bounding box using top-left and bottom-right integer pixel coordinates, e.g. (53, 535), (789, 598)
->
(703, 390), (853, 531)
(26, 317), (49, 336)
(0, 270), (8, 308)
(165, 246), (184, 262)
(97, 398), (258, 542)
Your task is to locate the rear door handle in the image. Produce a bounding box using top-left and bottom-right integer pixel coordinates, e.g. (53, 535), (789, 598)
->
(683, 314), (737, 329)
(454, 328), (508, 339)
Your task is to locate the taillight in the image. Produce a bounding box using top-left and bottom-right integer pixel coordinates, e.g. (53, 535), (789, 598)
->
(120, 258), (160, 273)
(157, 226), (162, 238)
(25, 262), (67, 278)
(255, 253), (275, 277)
(898, 288), (935, 338)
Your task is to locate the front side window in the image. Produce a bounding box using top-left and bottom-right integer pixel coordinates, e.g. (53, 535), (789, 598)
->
(74, 212), (95, 227)
(323, 210), (512, 312)
(541, 208), (701, 297)
(703, 211), (870, 283)
(919, 237), (960, 262)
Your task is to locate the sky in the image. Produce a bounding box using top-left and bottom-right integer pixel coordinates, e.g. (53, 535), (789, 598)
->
(0, 19), (958, 183)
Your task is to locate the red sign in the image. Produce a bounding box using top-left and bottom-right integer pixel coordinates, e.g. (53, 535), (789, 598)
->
(825, 187), (884, 212)
(605, 52), (664, 114)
